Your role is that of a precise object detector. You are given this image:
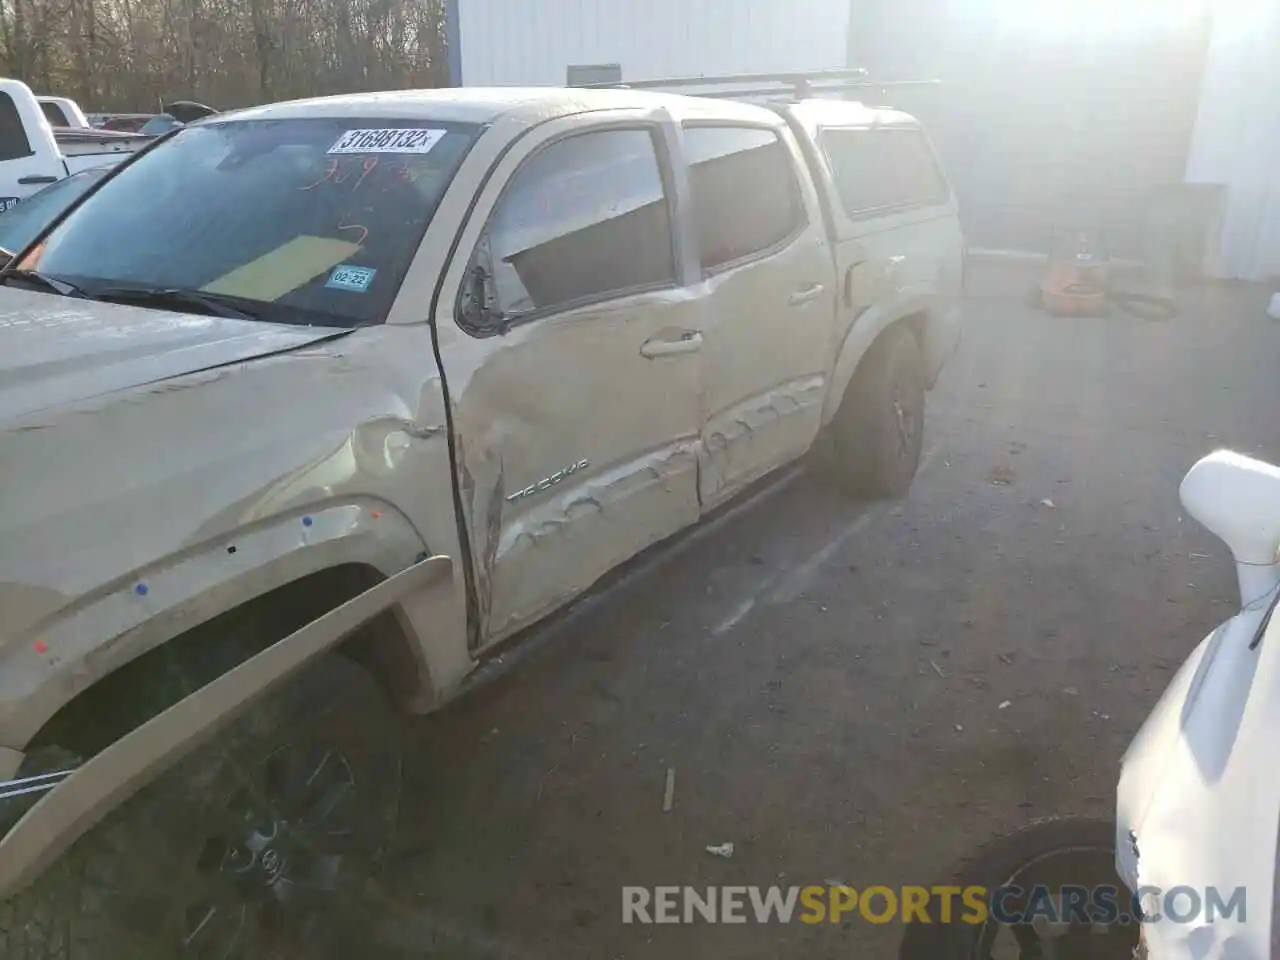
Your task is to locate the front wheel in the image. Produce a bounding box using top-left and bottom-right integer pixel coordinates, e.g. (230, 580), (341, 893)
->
(898, 817), (1141, 960)
(0, 655), (402, 960)
(826, 324), (926, 499)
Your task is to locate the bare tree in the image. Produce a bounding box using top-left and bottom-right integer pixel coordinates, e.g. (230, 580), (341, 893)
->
(0, 0), (446, 110)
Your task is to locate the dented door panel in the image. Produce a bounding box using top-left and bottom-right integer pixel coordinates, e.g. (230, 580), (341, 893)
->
(443, 293), (702, 644)
(697, 235), (832, 508)
(681, 123), (835, 508)
(431, 111), (705, 647)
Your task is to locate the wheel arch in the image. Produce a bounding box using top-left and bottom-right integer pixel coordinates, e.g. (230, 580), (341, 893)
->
(822, 296), (932, 428)
(0, 555), (456, 901)
(24, 562), (415, 763)
(0, 499), (432, 750)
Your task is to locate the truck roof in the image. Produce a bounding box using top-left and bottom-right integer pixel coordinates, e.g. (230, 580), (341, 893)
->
(213, 86), (791, 127)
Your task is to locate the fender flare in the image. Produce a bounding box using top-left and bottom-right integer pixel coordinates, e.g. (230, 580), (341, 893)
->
(0, 499), (431, 748)
(821, 290), (936, 427)
(0, 555), (455, 900)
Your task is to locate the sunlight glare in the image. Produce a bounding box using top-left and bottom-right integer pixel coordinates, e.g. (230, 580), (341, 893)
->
(988, 0), (1206, 32)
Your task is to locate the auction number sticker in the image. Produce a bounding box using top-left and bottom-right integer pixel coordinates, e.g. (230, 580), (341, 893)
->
(328, 128), (446, 155)
(326, 264), (377, 292)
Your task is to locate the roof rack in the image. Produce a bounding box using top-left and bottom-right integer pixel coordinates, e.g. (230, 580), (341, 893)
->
(579, 68), (940, 102)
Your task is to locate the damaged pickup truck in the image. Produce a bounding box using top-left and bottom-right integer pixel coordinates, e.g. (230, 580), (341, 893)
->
(0, 74), (962, 956)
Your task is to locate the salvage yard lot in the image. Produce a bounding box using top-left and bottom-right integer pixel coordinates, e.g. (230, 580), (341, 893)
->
(362, 276), (1280, 959)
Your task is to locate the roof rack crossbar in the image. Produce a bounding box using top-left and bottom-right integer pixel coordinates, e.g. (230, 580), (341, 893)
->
(579, 68), (940, 100)
(662, 80), (942, 100)
(584, 67), (867, 89)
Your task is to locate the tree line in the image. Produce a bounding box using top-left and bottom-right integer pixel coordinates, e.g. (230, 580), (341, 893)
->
(0, 0), (448, 112)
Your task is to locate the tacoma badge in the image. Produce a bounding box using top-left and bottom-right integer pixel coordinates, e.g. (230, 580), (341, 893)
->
(506, 459), (589, 503)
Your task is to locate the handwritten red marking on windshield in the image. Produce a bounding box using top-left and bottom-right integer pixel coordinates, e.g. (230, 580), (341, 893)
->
(336, 218), (370, 246)
(353, 155), (379, 191)
(300, 158), (340, 191)
(301, 156), (368, 191)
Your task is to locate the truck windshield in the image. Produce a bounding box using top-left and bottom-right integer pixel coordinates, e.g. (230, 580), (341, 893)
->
(19, 116), (478, 327)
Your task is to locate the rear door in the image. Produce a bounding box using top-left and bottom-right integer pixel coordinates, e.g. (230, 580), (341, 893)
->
(681, 123), (836, 508)
(435, 111), (706, 646)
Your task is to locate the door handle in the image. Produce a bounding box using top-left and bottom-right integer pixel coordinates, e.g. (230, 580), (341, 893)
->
(17, 175), (57, 185)
(640, 331), (702, 358)
(788, 283), (825, 307)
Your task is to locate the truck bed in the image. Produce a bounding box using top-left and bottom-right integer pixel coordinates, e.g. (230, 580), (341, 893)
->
(53, 126), (150, 158)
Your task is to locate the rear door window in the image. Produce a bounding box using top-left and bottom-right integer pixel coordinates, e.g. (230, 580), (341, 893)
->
(0, 93), (33, 161)
(483, 127), (675, 319)
(682, 125), (805, 272)
(820, 127), (950, 217)
(40, 101), (69, 127)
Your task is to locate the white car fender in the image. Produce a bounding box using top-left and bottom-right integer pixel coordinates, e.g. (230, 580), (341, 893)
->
(1118, 450), (1280, 958)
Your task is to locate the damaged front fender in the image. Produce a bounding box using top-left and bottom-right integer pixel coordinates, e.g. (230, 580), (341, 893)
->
(0, 556), (456, 902)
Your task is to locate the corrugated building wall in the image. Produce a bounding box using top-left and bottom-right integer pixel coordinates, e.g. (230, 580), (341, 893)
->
(454, 0), (852, 86)
(1184, 0), (1280, 281)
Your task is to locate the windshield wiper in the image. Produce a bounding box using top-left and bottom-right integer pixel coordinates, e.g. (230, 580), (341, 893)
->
(88, 287), (261, 321)
(2, 269), (88, 298)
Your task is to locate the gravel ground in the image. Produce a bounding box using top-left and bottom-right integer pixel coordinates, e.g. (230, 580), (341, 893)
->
(361, 276), (1280, 959)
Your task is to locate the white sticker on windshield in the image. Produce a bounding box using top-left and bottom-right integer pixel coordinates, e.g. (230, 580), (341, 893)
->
(327, 128), (446, 155)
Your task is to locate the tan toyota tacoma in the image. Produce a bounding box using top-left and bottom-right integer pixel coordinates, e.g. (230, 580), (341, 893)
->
(0, 76), (962, 956)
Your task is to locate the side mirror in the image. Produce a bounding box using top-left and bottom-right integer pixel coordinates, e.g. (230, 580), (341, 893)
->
(458, 245), (509, 335)
(1180, 450), (1280, 604)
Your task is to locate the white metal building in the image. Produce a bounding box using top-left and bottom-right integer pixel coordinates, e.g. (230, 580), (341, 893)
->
(1184, 0), (1280, 281)
(450, 0), (852, 87)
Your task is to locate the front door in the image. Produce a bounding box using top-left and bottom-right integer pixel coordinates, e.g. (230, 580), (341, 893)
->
(680, 123), (836, 508)
(437, 114), (705, 646)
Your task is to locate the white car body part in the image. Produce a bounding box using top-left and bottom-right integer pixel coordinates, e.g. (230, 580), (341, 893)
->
(1117, 450), (1280, 959)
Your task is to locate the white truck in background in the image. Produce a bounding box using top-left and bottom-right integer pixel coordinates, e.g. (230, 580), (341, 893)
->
(36, 96), (90, 129)
(0, 78), (148, 211)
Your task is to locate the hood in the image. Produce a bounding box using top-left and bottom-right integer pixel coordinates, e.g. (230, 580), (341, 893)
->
(0, 287), (348, 424)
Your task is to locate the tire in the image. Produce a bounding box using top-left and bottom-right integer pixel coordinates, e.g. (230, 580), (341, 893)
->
(0, 655), (401, 960)
(898, 816), (1141, 960)
(828, 324), (926, 499)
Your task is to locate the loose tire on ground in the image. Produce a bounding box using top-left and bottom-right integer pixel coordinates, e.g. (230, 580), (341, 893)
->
(0, 654), (401, 960)
(897, 816), (1140, 960)
(827, 324), (926, 499)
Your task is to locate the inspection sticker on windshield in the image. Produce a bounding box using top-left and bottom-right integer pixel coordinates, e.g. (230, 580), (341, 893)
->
(326, 265), (376, 292)
(328, 128), (446, 155)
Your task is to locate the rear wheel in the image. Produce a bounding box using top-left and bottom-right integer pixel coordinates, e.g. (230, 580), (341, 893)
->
(898, 817), (1141, 960)
(0, 655), (401, 959)
(827, 324), (925, 499)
